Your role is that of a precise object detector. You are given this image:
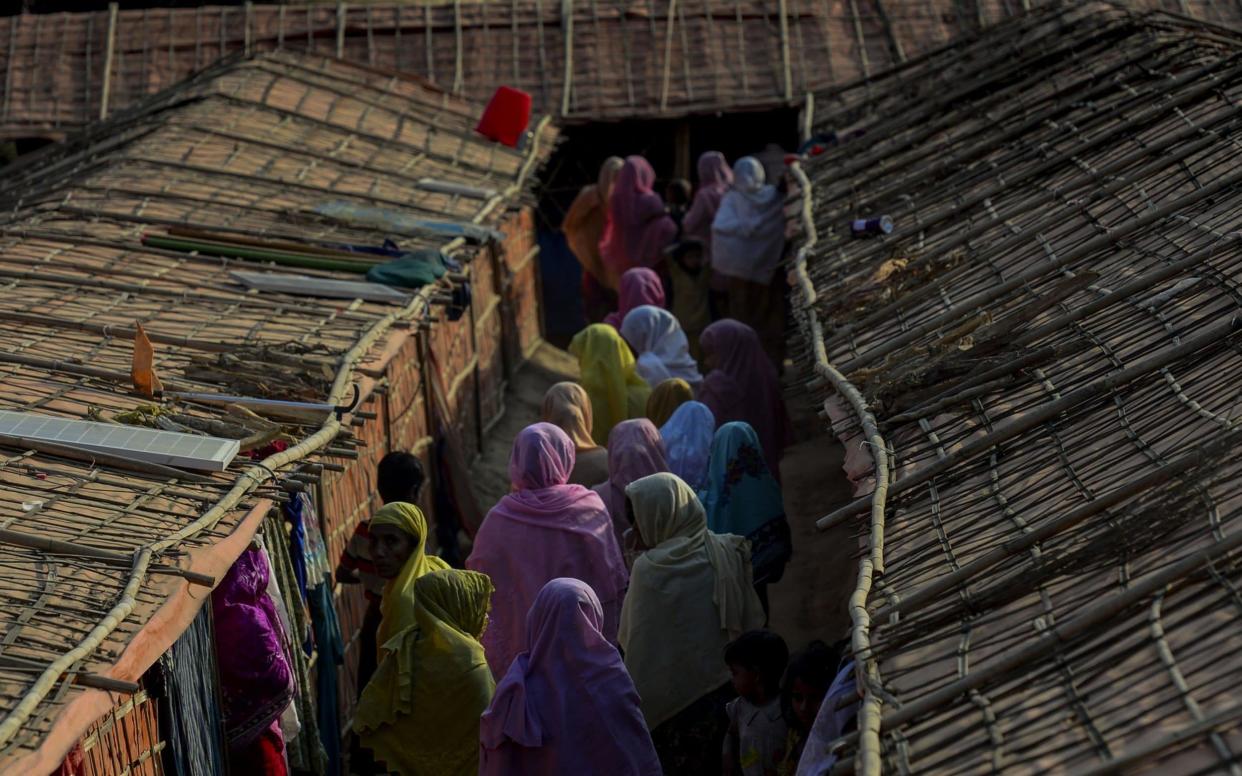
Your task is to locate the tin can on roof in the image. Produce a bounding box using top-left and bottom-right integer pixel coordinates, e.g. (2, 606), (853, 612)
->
(851, 215), (894, 237)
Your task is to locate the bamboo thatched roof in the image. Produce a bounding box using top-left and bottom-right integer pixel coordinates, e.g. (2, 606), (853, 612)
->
(789, 3), (1242, 773)
(2, 0), (1239, 139)
(0, 51), (553, 773)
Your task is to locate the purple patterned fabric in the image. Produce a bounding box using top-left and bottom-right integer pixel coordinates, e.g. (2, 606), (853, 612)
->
(212, 545), (295, 745)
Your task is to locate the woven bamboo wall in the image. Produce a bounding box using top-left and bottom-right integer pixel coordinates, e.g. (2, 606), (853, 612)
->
(789, 4), (1242, 773)
(5, 0), (1238, 140)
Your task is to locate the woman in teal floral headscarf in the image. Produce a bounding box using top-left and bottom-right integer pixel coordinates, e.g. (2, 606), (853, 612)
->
(699, 421), (791, 616)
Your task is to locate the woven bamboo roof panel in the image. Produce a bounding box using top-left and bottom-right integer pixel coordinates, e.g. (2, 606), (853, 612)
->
(0, 50), (554, 770)
(3, 0), (1238, 138)
(789, 3), (1242, 774)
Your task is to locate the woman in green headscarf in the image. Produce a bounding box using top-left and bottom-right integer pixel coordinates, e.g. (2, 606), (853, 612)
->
(367, 502), (451, 653)
(569, 323), (652, 445)
(354, 568), (496, 776)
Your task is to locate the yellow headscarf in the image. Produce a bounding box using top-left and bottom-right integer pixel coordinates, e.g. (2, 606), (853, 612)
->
(645, 378), (694, 428)
(355, 569), (496, 776)
(569, 324), (652, 446)
(540, 381), (598, 451)
(371, 502), (451, 650)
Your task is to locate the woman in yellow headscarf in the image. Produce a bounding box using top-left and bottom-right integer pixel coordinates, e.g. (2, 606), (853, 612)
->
(540, 381), (610, 486)
(367, 502), (451, 652)
(354, 569), (496, 776)
(645, 377), (694, 428)
(569, 324), (652, 446)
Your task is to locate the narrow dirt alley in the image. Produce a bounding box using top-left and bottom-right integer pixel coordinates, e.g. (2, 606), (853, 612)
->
(469, 343), (580, 516)
(467, 345), (857, 651)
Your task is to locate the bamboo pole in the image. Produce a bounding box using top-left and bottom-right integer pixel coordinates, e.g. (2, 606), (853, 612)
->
(659, 0), (678, 112)
(883, 526), (1242, 731)
(560, 0), (574, 116)
(0, 549), (150, 748)
(0, 656), (139, 695)
(778, 0), (792, 102)
(837, 162), (1242, 374)
(819, 316), (1242, 530)
(98, 3), (118, 121)
(873, 429), (1241, 620)
(788, 160), (886, 776)
(1073, 702), (1242, 776)
(0, 528), (215, 587)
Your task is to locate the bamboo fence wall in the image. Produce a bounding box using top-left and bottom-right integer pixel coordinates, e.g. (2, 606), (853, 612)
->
(789, 3), (1242, 774)
(0, 50), (554, 775)
(3, 0), (1239, 140)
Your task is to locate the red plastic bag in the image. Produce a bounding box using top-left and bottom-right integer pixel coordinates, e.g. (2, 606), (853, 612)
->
(476, 86), (532, 147)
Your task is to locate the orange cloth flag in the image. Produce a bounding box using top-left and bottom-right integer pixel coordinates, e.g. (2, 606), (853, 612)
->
(131, 322), (164, 398)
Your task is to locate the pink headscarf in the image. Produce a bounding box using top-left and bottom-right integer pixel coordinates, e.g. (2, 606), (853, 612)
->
(467, 423), (629, 677)
(699, 319), (791, 480)
(591, 419), (669, 542)
(682, 151), (734, 262)
(599, 156), (678, 280)
(604, 267), (666, 328)
(479, 578), (661, 776)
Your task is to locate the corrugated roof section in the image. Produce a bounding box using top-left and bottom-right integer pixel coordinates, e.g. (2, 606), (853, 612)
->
(0, 49), (555, 771)
(789, 3), (1242, 774)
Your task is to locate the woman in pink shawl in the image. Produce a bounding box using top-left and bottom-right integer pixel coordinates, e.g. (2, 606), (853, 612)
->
(681, 151), (733, 262)
(479, 578), (661, 776)
(468, 423), (628, 677)
(699, 319), (791, 481)
(604, 267), (666, 329)
(592, 418), (669, 543)
(599, 156), (678, 280)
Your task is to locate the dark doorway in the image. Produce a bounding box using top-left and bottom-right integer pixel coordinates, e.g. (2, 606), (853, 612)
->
(535, 108), (801, 346)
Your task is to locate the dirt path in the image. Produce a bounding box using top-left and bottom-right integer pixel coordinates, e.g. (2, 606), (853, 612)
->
(767, 433), (856, 650)
(469, 343), (579, 516)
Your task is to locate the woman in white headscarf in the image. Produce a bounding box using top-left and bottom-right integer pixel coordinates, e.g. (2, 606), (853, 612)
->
(619, 305), (703, 390)
(710, 156), (788, 370)
(620, 472), (765, 774)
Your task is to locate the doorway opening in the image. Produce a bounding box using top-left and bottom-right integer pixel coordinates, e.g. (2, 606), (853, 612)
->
(534, 108), (802, 346)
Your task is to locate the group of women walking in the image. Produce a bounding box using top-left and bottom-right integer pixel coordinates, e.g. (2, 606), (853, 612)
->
(346, 149), (857, 775)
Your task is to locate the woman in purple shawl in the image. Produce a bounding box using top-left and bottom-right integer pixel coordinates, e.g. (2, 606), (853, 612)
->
(211, 546), (295, 767)
(699, 319), (791, 481)
(592, 418), (669, 543)
(468, 423), (628, 678)
(479, 578), (661, 776)
(681, 151), (733, 263)
(599, 156), (678, 280)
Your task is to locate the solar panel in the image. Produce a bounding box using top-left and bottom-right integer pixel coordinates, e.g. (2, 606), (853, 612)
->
(230, 271), (411, 304)
(0, 411), (240, 472)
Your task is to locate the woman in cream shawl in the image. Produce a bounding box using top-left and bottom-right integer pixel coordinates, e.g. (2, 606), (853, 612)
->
(619, 472), (765, 773)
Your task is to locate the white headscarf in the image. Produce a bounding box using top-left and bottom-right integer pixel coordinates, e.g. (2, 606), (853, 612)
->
(659, 401), (715, 492)
(619, 473), (765, 728)
(619, 305), (703, 390)
(711, 156), (786, 285)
